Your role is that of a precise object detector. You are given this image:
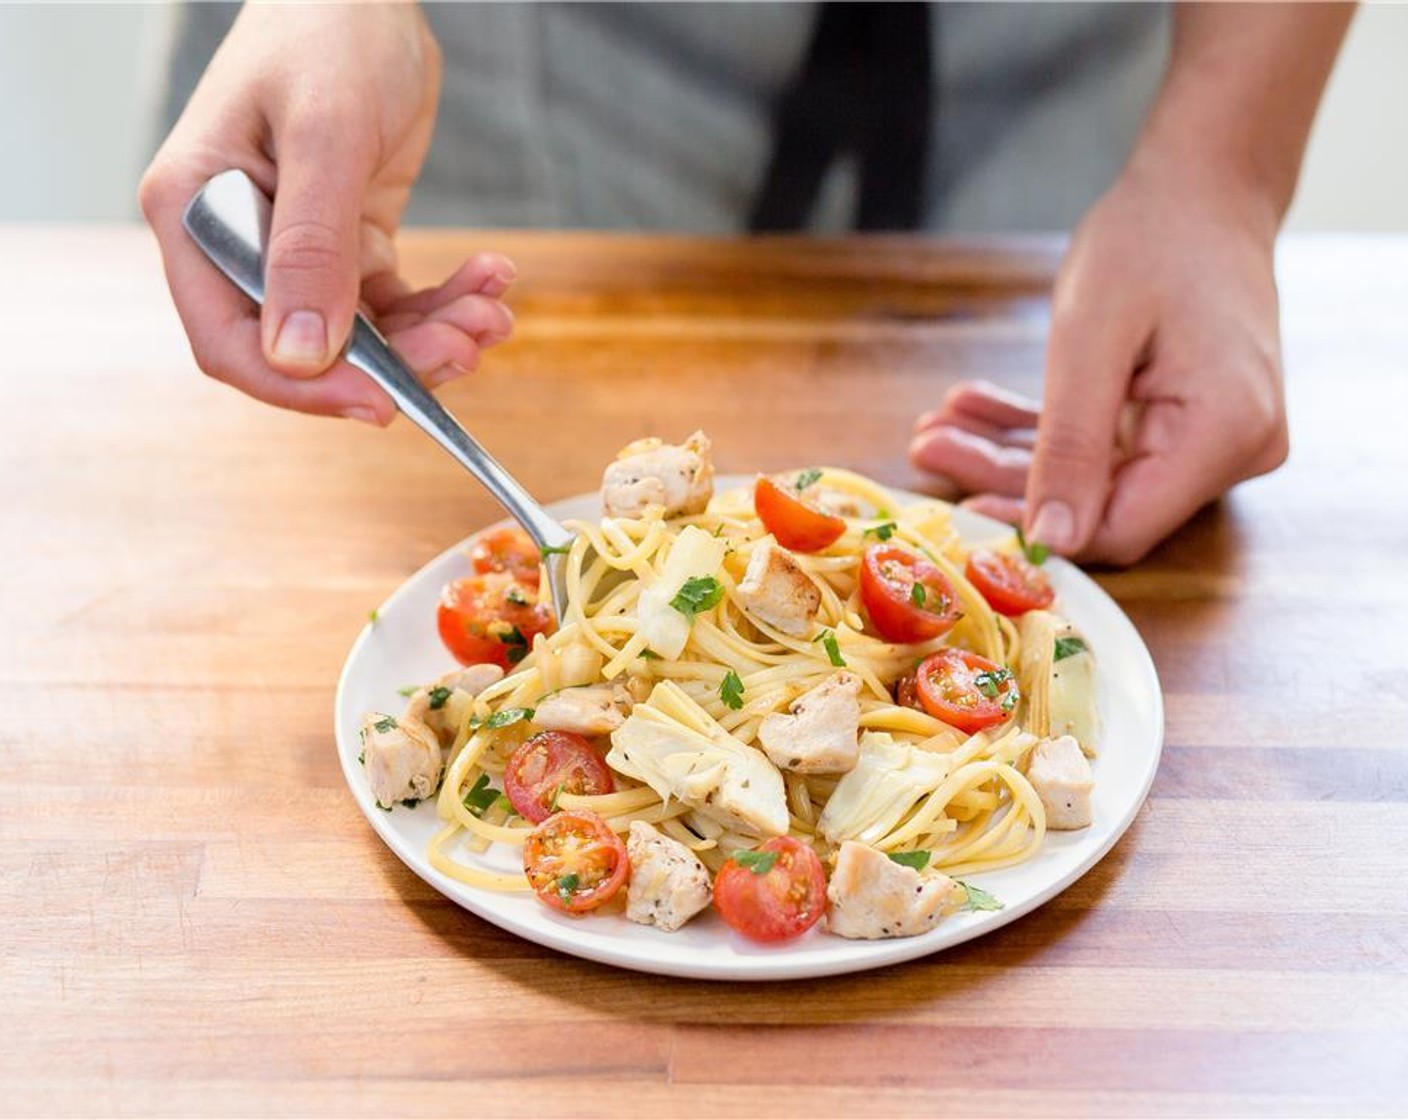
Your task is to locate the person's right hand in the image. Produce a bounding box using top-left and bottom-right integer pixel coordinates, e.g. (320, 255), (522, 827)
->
(140, 4), (515, 425)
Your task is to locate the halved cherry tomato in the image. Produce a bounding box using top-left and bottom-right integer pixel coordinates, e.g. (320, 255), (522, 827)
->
(503, 731), (615, 824)
(437, 571), (554, 669)
(859, 544), (962, 643)
(522, 810), (629, 915)
(894, 672), (923, 712)
(965, 548), (1054, 616)
(713, 836), (828, 943)
(915, 648), (1019, 734)
(754, 476), (846, 553)
(471, 526), (541, 585)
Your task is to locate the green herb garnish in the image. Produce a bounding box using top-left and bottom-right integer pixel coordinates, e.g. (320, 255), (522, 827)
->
(397, 684), (419, 698)
(670, 576), (725, 618)
(540, 541), (574, 557)
(371, 715), (397, 734)
(814, 629), (847, 667)
(556, 873), (580, 903)
(910, 582), (927, 608)
(639, 648), (662, 661)
(1054, 636), (1088, 662)
(973, 668), (1012, 700)
(732, 849), (779, 875)
(367, 608), (379, 624)
(427, 685), (452, 711)
(462, 773), (501, 817)
(469, 707), (535, 732)
(499, 625), (530, 664)
(864, 521), (897, 541)
(1000, 689), (1019, 714)
(887, 850), (931, 871)
(719, 669), (745, 711)
(793, 468), (823, 491)
(357, 751), (365, 766)
(957, 881), (1004, 912)
(548, 782), (566, 813)
(1015, 526), (1049, 566)
(505, 585), (530, 607)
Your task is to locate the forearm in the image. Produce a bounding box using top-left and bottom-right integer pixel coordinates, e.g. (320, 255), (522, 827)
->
(1131, 2), (1354, 232)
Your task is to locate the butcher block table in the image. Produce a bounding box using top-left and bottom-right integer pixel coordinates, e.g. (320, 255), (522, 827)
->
(2, 228), (1406, 1118)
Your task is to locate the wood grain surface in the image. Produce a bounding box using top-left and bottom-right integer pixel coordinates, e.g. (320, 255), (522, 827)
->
(2, 228), (1406, 1118)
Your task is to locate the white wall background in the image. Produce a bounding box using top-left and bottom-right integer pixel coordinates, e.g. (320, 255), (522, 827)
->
(0, 2), (1404, 229)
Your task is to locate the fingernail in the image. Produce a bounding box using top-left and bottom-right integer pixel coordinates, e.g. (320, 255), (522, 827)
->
(273, 310), (328, 365)
(494, 261), (517, 284)
(341, 406), (381, 426)
(1029, 501), (1075, 552)
(427, 363), (466, 388)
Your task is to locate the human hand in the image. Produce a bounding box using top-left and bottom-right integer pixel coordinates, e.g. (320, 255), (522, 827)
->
(139, 4), (514, 425)
(911, 153), (1288, 565)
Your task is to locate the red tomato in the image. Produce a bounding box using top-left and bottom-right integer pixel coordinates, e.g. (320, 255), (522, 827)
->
(754, 476), (846, 553)
(713, 836), (828, 943)
(965, 549), (1054, 616)
(503, 731), (615, 824)
(859, 544), (962, 643)
(471, 526), (541, 585)
(915, 649), (1019, 734)
(894, 672), (923, 711)
(437, 572), (554, 669)
(522, 810), (629, 915)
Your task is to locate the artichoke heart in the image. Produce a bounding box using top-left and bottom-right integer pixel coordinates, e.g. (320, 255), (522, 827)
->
(817, 731), (953, 848)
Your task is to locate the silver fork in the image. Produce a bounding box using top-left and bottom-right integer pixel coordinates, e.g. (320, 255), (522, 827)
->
(182, 169), (574, 621)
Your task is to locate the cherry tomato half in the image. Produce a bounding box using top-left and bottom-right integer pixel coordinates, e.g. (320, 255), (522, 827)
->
(965, 548), (1054, 616)
(754, 476), (846, 553)
(859, 544), (962, 644)
(894, 672), (923, 712)
(437, 572), (555, 669)
(471, 526), (542, 585)
(503, 731), (615, 824)
(915, 648), (1019, 734)
(522, 810), (629, 915)
(713, 836), (828, 943)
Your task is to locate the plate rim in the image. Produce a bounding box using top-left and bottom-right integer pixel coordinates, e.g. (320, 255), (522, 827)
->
(334, 479), (1164, 981)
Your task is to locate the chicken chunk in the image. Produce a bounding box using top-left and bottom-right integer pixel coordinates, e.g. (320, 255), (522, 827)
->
(735, 539), (821, 637)
(757, 671), (862, 774)
(826, 840), (965, 940)
(360, 712), (442, 809)
(601, 431), (714, 519)
(403, 663), (505, 747)
(625, 821), (713, 932)
(1026, 734), (1094, 830)
(533, 684), (629, 736)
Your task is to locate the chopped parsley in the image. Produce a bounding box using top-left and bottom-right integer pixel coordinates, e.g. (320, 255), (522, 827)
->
(505, 585), (530, 607)
(548, 782), (566, 813)
(864, 521), (897, 541)
(468, 707), (535, 732)
(397, 685), (420, 698)
(638, 648), (663, 661)
(957, 881), (1004, 912)
(1015, 526), (1049, 566)
(498, 625), (530, 664)
(815, 628), (847, 667)
(357, 750), (365, 766)
(427, 685), (452, 711)
(367, 608), (379, 624)
(910, 582), (927, 608)
(371, 715), (397, 735)
(732, 849), (779, 875)
(462, 773), (501, 817)
(1054, 635), (1089, 662)
(1000, 689), (1019, 714)
(887, 850), (931, 871)
(540, 541), (574, 557)
(556, 873), (580, 903)
(719, 669), (745, 711)
(670, 576), (725, 618)
(399, 797), (421, 809)
(793, 467), (823, 491)
(973, 668), (1013, 700)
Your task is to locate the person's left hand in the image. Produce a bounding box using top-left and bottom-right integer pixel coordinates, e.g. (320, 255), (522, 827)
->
(909, 151), (1290, 565)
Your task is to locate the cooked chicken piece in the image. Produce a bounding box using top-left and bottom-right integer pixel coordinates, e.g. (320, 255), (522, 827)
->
(533, 684), (629, 736)
(757, 671), (862, 774)
(360, 712), (442, 809)
(735, 539), (822, 637)
(601, 431), (714, 519)
(404, 664), (505, 746)
(1026, 734), (1094, 830)
(625, 821), (713, 932)
(826, 840), (965, 940)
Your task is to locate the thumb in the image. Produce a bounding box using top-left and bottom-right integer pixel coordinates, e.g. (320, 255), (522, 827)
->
(260, 122), (375, 377)
(1024, 306), (1145, 556)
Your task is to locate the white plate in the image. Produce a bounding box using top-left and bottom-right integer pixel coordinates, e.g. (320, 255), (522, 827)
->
(335, 479), (1163, 981)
